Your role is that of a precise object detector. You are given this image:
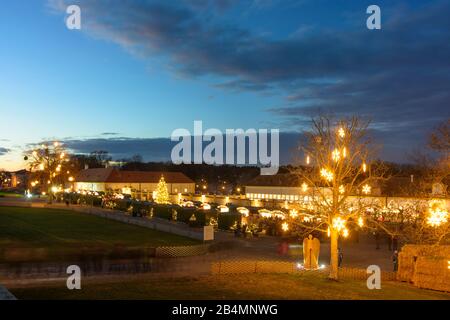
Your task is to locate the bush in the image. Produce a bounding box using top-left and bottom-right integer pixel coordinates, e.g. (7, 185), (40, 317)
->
(131, 201), (152, 217)
(175, 207), (214, 227)
(115, 199), (132, 212)
(153, 205), (173, 220)
(218, 213), (241, 230)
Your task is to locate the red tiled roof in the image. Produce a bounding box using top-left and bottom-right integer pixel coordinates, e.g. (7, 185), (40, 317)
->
(75, 168), (114, 182)
(106, 170), (193, 183)
(76, 168), (193, 184)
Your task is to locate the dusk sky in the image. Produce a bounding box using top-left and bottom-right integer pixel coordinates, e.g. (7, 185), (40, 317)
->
(1, 0), (449, 170)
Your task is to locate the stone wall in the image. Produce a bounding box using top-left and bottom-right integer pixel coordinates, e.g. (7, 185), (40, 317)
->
(398, 245), (450, 292)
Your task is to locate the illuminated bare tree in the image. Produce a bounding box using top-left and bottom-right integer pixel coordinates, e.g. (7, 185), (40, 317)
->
(291, 115), (388, 280)
(24, 142), (71, 203)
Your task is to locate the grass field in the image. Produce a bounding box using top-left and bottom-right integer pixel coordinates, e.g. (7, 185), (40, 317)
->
(9, 273), (450, 300)
(0, 192), (23, 198)
(0, 206), (200, 254)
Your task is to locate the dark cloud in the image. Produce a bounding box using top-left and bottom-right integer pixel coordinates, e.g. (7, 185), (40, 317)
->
(0, 147), (10, 156)
(63, 137), (174, 162)
(101, 132), (119, 136)
(61, 133), (301, 165)
(48, 0), (450, 161)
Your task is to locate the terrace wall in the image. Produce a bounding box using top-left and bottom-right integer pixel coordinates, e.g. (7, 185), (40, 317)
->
(397, 245), (450, 292)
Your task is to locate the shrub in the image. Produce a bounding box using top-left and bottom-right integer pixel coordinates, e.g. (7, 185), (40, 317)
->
(153, 205), (173, 220)
(218, 213), (241, 230)
(115, 199), (132, 212)
(132, 201), (152, 217)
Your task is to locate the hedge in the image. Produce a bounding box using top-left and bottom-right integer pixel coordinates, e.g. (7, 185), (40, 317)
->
(153, 205), (173, 220)
(131, 201), (152, 217)
(218, 213), (241, 230)
(115, 199), (132, 212)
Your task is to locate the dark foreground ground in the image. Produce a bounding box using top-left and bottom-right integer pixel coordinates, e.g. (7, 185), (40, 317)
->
(9, 273), (450, 300)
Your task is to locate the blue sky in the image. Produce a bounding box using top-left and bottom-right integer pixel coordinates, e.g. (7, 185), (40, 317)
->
(0, 0), (449, 170)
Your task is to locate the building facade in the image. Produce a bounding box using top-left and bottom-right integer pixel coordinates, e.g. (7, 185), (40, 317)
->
(74, 168), (195, 198)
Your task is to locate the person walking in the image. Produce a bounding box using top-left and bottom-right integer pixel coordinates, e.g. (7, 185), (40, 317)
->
(338, 247), (343, 267)
(392, 235), (399, 251)
(392, 250), (399, 271)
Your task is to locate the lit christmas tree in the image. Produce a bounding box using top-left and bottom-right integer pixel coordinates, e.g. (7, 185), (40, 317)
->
(155, 175), (170, 204)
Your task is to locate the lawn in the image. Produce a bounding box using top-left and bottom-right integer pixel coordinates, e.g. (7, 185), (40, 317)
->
(0, 192), (23, 198)
(0, 206), (200, 259)
(9, 273), (450, 300)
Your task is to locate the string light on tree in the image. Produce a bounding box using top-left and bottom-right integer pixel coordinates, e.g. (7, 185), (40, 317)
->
(338, 127), (345, 138)
(320, 168), (334, 182)
(332, 148), (341, 162)
(426, 200), (448, 227)
(362, 162), (367, 173)
(358, 216), (364, 227)
(339, 185), (345, 194)
(301, 182), (308, 192)
(362, 184), (371, 195)
(342, 228), (349, 238)
(332, 216), (346, 232)
(281, 222), (289, 232)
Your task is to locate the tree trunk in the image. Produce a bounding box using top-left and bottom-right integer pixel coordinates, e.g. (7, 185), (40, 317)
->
(329, 228), (339, 280)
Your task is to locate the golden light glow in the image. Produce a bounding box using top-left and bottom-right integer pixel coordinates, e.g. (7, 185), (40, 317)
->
(320, 168), (334, 182)
(362, 184), (371, 194)
(358, 216), (364, 227)
(301, 182), (308, 192)
(281, 222), (289, 232)
(427, 200), (448, 227)
(338, 127), (345, 138)
(339, 185), (345, 194)
(342, 147), (347, 158)
(60, 152), (65, 159)
(332, 216), (346, 232)
(32, 151), (37, 157)
(289, 209), (298, 218)
(342, 228), (349, 238)
(327, 227), (331, 237)
(39, 163), (44, 171)
(362, 162), (367, 173)
(306, 155), (310, 165)
(53, 142), (59, 147)
(332, 148), (341, 162)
